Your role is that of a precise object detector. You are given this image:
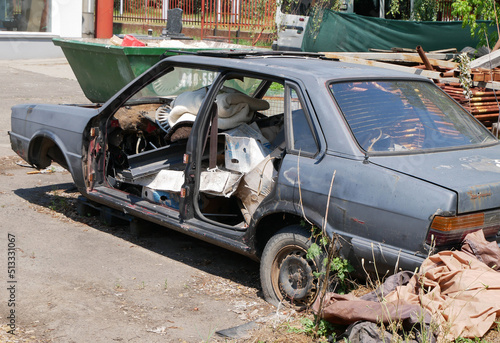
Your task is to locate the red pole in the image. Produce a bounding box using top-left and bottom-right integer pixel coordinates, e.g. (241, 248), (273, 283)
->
(201, 0), (205, 40)
(96, 0), (113, 38)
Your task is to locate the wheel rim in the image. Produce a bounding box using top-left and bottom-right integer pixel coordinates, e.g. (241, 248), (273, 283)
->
(271, 244), (319, 307)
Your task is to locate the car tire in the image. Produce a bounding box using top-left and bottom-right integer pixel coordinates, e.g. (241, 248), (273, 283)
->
(260, 225), (322, 308)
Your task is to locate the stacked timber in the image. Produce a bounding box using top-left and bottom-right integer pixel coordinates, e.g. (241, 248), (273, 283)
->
(441, 68), (500, 82)
(437, 83), (500, 130)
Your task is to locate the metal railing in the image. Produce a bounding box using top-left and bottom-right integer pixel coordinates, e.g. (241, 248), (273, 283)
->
(114, 0), (169, 23)
(437, 0), (456, 21)
(113, 0), (276, 30)
(200, 0), (275, 40)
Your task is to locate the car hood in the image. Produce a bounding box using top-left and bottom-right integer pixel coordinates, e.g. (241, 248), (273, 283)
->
(371, 144), (500, 214)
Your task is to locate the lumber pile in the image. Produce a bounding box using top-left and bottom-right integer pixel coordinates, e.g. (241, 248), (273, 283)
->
(437, 83), (500, 130)
(441, 68), (500, 82)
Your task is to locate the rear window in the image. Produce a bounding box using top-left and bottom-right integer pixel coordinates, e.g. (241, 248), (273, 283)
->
(329, 80), (497, 153)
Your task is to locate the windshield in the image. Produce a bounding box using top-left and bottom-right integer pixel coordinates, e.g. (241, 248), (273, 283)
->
(329, 80), (497, 153)
(129, 66), (220, 102)
(128, 66), (265, 103)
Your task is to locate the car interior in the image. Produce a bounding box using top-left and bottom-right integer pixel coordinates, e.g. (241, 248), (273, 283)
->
(101, 66), (291, 227)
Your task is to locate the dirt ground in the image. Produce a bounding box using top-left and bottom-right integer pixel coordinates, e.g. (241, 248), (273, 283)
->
(0, 59), (278, 343)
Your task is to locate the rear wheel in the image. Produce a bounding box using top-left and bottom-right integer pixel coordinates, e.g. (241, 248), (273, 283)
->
(260, 225), (322, 308)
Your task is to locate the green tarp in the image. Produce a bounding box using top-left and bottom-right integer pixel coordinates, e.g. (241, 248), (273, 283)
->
(302, 10), (492, 52)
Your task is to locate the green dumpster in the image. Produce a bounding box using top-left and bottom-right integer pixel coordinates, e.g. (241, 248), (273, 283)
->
(53, 38), (265, 103)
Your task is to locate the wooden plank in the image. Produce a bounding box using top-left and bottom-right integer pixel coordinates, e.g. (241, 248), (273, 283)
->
(322, 52), (451, 80)
(429, 48), (458, 54)
(473, 80), (500, 91)
(323, 52), (500, 92)
(392, 47), (417, 53)
(470, 50), (500, 69)
(399, 53), (457, 69)
(325, 51), (457, 62)
(368, 48), (393, 53)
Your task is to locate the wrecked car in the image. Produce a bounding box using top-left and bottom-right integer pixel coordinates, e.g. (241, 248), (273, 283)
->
(9, 51), (500, 307)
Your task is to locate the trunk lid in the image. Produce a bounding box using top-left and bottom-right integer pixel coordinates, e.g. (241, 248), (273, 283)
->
(371, 145), (500, 214)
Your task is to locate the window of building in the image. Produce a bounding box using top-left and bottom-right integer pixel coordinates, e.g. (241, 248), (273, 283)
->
(1, 0), (51, 32)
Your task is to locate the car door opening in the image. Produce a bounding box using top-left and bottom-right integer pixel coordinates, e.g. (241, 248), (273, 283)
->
(92, 68), (286, 228)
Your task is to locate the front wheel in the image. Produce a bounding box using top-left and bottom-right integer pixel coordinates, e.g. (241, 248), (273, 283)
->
(260, 225), (322, 308)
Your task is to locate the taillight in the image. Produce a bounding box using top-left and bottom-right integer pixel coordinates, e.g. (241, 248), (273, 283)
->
(427, 211), (500, 246)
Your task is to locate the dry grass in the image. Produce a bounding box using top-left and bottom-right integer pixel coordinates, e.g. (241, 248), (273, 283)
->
(236, 313), (334, 343)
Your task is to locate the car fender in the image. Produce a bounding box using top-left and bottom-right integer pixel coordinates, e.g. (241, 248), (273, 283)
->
(249, 186), (324, 255)
(28, 129), (85, 188)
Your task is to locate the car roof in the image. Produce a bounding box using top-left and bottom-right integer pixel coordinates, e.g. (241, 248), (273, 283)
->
(164, 52), (430, 83)
(161, 52), (433, 159)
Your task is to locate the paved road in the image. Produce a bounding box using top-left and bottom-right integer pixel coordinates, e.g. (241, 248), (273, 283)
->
(0, 59), (271, 342)
(0, 58), (85, 157)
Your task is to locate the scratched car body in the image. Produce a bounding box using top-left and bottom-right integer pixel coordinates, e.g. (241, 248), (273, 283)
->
(9, 52), (500, 307)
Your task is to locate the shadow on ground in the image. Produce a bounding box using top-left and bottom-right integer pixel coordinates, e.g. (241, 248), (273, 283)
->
(14, 181), (263, 295)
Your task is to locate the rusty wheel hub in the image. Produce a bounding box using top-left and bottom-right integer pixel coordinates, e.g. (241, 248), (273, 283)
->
(278, 253), (315, 302)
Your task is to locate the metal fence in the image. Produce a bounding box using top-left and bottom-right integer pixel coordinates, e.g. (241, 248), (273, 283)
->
(200, 0), (276, 40)
(437, 0), (456, 21)
(113, 0), (276, 32)
(114, 0), (170, 23)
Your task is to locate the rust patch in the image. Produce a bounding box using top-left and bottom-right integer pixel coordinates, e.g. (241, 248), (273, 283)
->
(351, 217), (365, 225)
(114, 103), (161, 131)
(467, 191), (492, 200)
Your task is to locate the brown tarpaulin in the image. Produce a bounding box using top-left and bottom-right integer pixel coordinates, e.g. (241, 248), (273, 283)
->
(315, 231), (500, 341)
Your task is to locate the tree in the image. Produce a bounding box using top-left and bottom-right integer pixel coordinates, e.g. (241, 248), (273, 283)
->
(452, 0), (499, 48)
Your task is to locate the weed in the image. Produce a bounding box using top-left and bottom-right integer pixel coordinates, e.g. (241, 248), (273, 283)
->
(196, 324), (217, 343)
(357, 237), (439, 343)
(301, 170), (356, 337)
(458, 53), (473, 100)
(455, 337), (487, 343)
(48, 192), (71, 212)
(306, 240), (354, 294)
(288, 316), (336, 341)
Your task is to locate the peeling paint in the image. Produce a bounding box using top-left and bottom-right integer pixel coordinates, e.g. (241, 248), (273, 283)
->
(434, 165), (453, 170)
(459, 156), (500, 173)
(283, 168), (298, 184)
